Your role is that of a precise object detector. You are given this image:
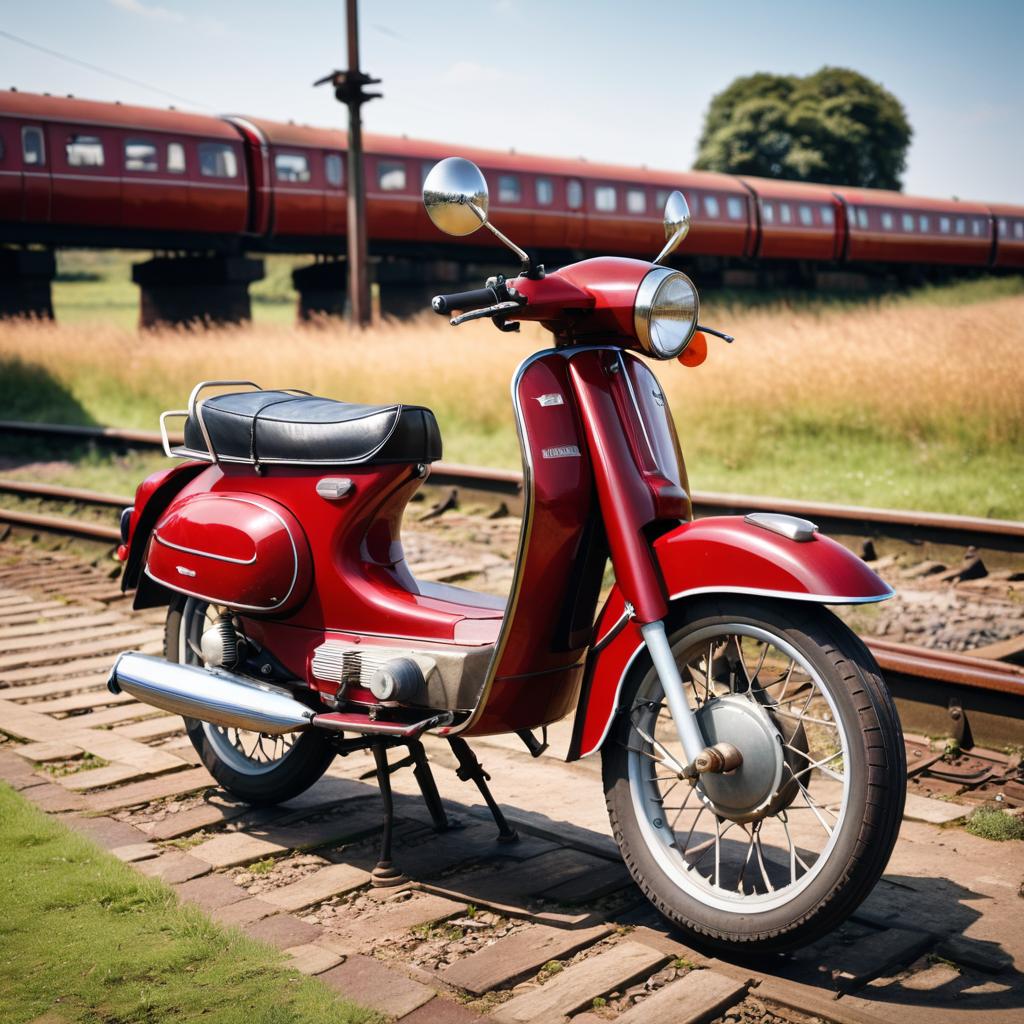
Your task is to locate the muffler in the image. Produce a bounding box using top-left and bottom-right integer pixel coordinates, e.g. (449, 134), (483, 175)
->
(108, 652), (315, 735)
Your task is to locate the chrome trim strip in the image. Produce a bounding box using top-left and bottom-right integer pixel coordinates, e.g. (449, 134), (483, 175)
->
(617, 351), (656, 463)
(579, 581), (895, 758)
(153, 531), (257, 566)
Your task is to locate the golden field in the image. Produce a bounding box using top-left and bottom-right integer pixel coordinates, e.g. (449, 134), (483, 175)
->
(1, 288), (1022, 517)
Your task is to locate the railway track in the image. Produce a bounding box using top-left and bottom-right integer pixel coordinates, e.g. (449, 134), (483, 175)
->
(0, 542), (1021, 1024)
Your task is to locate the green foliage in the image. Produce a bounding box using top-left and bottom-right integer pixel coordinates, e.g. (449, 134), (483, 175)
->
(0, 783), (380, 1024)
(695, 66), (912, 190)
(964, 807), (1024, 841)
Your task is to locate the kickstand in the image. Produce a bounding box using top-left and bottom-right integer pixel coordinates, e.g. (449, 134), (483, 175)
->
(370, 739), (408, 888)
(448, 737), (519, 844)
(407, 738), (456, 833)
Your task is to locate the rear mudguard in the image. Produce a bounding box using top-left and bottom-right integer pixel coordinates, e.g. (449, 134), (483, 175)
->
(120, 460), (207, 608)
(567, 515), (893, 760)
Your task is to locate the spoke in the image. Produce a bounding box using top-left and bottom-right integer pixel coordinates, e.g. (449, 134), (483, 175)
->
(797, 779), (835, 837)
(705, 641), (715, 702)
(713, 814), (721, 888)
(753, 829), (776, 893)
(669, 778), (698, 831)
(783, 745), (845, 784)
(632, 722), (687, 776)
(732, 635), (753, 691)
(775, 657), (797, 704)
(780, 811), (812, 881)
(750, 643), (768, 689)
(736, 823), (756, 892)
(770, 706), (840, 729)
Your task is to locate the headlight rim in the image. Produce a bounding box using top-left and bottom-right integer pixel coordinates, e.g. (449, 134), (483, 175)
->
(633, 266), (700, 359)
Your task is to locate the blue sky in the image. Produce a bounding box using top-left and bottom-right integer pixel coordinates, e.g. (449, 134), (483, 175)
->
(2, 0), (1021, 203)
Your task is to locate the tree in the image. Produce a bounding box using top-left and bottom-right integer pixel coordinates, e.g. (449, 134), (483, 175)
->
(694, 67), (912, 190)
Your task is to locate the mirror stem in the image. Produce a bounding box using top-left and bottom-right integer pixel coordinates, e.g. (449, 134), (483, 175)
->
(483, 221), (539, 277)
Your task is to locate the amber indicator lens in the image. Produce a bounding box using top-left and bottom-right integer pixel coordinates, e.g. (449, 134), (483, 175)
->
(679, 331), (708, 367)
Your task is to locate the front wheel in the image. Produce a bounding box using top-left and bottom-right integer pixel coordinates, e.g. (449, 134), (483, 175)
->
(602, 597), (905, 952)
(166, 597), (335, 806)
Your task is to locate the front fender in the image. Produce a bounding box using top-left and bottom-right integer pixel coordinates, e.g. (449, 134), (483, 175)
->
(567, 515), (892, 760)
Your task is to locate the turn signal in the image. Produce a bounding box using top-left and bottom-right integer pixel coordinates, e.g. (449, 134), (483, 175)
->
(679, 331), (707, 367)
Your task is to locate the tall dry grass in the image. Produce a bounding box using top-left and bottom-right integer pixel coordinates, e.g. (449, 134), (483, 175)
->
(1, 294), (1022, 469)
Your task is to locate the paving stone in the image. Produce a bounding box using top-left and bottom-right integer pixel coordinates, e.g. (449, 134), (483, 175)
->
(538, 858), (633, 904)
(147, 797), (265, 841)
(136, 851), (211, 884)
(319, 892), (464, 953)
(190, 832), (285, 868)
(0, 627), (162, 671)
(442, 923), (612, 994)
(114, 716), (185, 741)
(284, 942), (344, 976)
(25, 689), (135, 714)
(493, 940), (669, 1022)
(398, 998), (486, 1024)
(934, 934), (1012, 974)
(24, 781), (87, 812)
(244, 913), (323, 951)
(754, 976), (889, 1024)
(829, 928), (936, 991)
(57, 763), (154, 792)
(11, 741), (85, 762)
(58, 813), (149, 849)
(261, 862), (371, 912)
(0, 749), (46, 789)
(902, 793), (972, 825)
(210, 897), (278, 928)
(84, 768), (213, 813)
(319, 954), (436, 1018)
(900, 962), (962, 991)
(175, 872), (249, 911)
(111, 842), (160, 863)
(616, 969), (746, 1024)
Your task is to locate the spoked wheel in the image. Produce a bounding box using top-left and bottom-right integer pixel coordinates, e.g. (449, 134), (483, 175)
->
(603, 597), (905, 952)
(166, 597), (335, 805)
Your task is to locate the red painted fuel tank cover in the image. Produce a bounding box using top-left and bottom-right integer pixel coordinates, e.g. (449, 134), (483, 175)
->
(147, 491), (312, 614)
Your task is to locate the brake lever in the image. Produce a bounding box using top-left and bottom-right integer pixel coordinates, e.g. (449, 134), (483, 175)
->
(697, 324), (734, 343)
(450, 300), (523, 327)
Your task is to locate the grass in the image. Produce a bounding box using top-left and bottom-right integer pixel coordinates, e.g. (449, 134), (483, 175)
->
(2, 266), (1023, 517)
(0, 782), (379, 1024)
(963, 806), (1024, 841)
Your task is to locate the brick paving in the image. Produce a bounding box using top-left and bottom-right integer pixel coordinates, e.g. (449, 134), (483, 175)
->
(1, 542), (1022, 1023)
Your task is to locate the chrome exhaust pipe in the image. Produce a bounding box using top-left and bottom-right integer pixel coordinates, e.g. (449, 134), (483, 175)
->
(108, 652), (315, 735)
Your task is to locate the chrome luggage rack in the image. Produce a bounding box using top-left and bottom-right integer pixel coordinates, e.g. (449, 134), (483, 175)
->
(159, 380), (311, 464)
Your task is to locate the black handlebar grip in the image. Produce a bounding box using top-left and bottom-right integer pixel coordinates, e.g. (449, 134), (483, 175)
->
(431, 286), (498, 315)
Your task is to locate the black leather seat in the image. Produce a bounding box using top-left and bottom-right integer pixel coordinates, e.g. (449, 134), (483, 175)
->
(183, 390), (442, 466)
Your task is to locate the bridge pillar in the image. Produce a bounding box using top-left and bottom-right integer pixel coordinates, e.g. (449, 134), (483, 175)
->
(376, 257), (466, 319)
(131, 255), (264, 328)
(292, 259), (348, 322)
(0, 248), (55, 320)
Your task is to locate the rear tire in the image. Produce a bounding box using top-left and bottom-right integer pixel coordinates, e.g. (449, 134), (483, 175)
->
(602, 597), (905, 952)
(166, 597), (335, 806)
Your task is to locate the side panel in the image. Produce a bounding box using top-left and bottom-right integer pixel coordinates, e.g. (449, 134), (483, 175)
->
(568, 516), (893, 760)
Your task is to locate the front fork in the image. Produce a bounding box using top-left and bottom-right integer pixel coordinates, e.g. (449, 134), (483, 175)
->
(640, 620), (743, 778)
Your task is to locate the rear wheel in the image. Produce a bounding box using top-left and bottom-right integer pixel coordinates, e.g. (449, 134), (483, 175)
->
(166, 597), (335, 805)
(602, 597), (905, 952)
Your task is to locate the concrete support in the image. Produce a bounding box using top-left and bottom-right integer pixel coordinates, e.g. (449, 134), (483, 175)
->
(375, 257), (472, 319)
(0, 248), (55, 320)
(131, 255), (264, 329)
(291, 259), (348, 322)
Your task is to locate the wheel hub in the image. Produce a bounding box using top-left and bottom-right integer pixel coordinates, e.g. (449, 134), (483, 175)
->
(695, 694), (784, 823)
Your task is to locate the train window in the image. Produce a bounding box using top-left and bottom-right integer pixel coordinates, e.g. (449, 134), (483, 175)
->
(325, 154), (344, 187)
(378, 161), (406, 191)
(972, 218), (985, 236)
(998, 219), (1008, 238)
(902, 213), (914, 231)
(626, 188), (647, 214)
(498, 175), (521, 203)
(535, 177), (554, 205)
(939, 216), (951, 233)
(167, 142), (185, 173)
(1016, 222), (1024, 240)
(761, 201), (774, 224)
(820, 205), (834, 226)
(567, 179), (583, 209)
(881, 212), (894, 230)
(919, 214), (930, 232)
(799, 205), (814, 227)
(594, 186), (617, 212)
(779, 203), (793, 225)
(199, 143), (238, 178)
(955, 217), (966, 235)
(654, 189), (671, 210)
(704, 196), (720, 218)
(124, 139), (158, 172)
(275, 153), (311, 183)
(66, 134), (104, 168)
(727, 197), (744, 220)
(0, 137), (4, 162)
(21, 126), (45, 166)
(856, 208), (869, 229)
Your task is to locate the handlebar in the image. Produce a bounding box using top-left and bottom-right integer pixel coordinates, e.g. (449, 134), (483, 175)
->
(431, 286), (500, 315)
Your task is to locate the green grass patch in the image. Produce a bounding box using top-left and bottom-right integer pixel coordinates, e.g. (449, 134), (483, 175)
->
(0, 783), (380, 1024)
(963, 806), (1024, 842)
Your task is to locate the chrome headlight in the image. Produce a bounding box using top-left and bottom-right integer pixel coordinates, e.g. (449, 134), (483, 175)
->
(634, 267), (699, 359)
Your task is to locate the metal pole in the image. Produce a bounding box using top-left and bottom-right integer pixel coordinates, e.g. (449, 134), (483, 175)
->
(345, 0), (370, 326)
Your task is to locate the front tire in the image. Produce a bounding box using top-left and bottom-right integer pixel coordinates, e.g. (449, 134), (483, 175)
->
(166, 598), (335, 806)
(602, 597), (905, 952)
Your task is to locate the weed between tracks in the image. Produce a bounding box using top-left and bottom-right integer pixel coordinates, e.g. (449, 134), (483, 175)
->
(1, 280), (1023, 516)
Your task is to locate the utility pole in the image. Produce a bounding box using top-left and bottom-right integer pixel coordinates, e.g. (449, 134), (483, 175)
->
(315, 0), (380, 327)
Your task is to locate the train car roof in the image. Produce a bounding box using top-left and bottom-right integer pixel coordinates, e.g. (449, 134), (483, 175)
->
(986, 202), (1024, 218)
(832, 185), (990, 216)
(739, 176), (839, 201)
(0, 90), (238, 140)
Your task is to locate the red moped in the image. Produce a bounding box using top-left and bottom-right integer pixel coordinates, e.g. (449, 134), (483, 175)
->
(110, 158), (905, 951)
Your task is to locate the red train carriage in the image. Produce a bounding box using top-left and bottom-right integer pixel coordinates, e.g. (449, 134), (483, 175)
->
(740, 177), (843, 261)
(832, 187), (991, 266)
(0, 91), (247, 248)
(989, 203), (1024, 268)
